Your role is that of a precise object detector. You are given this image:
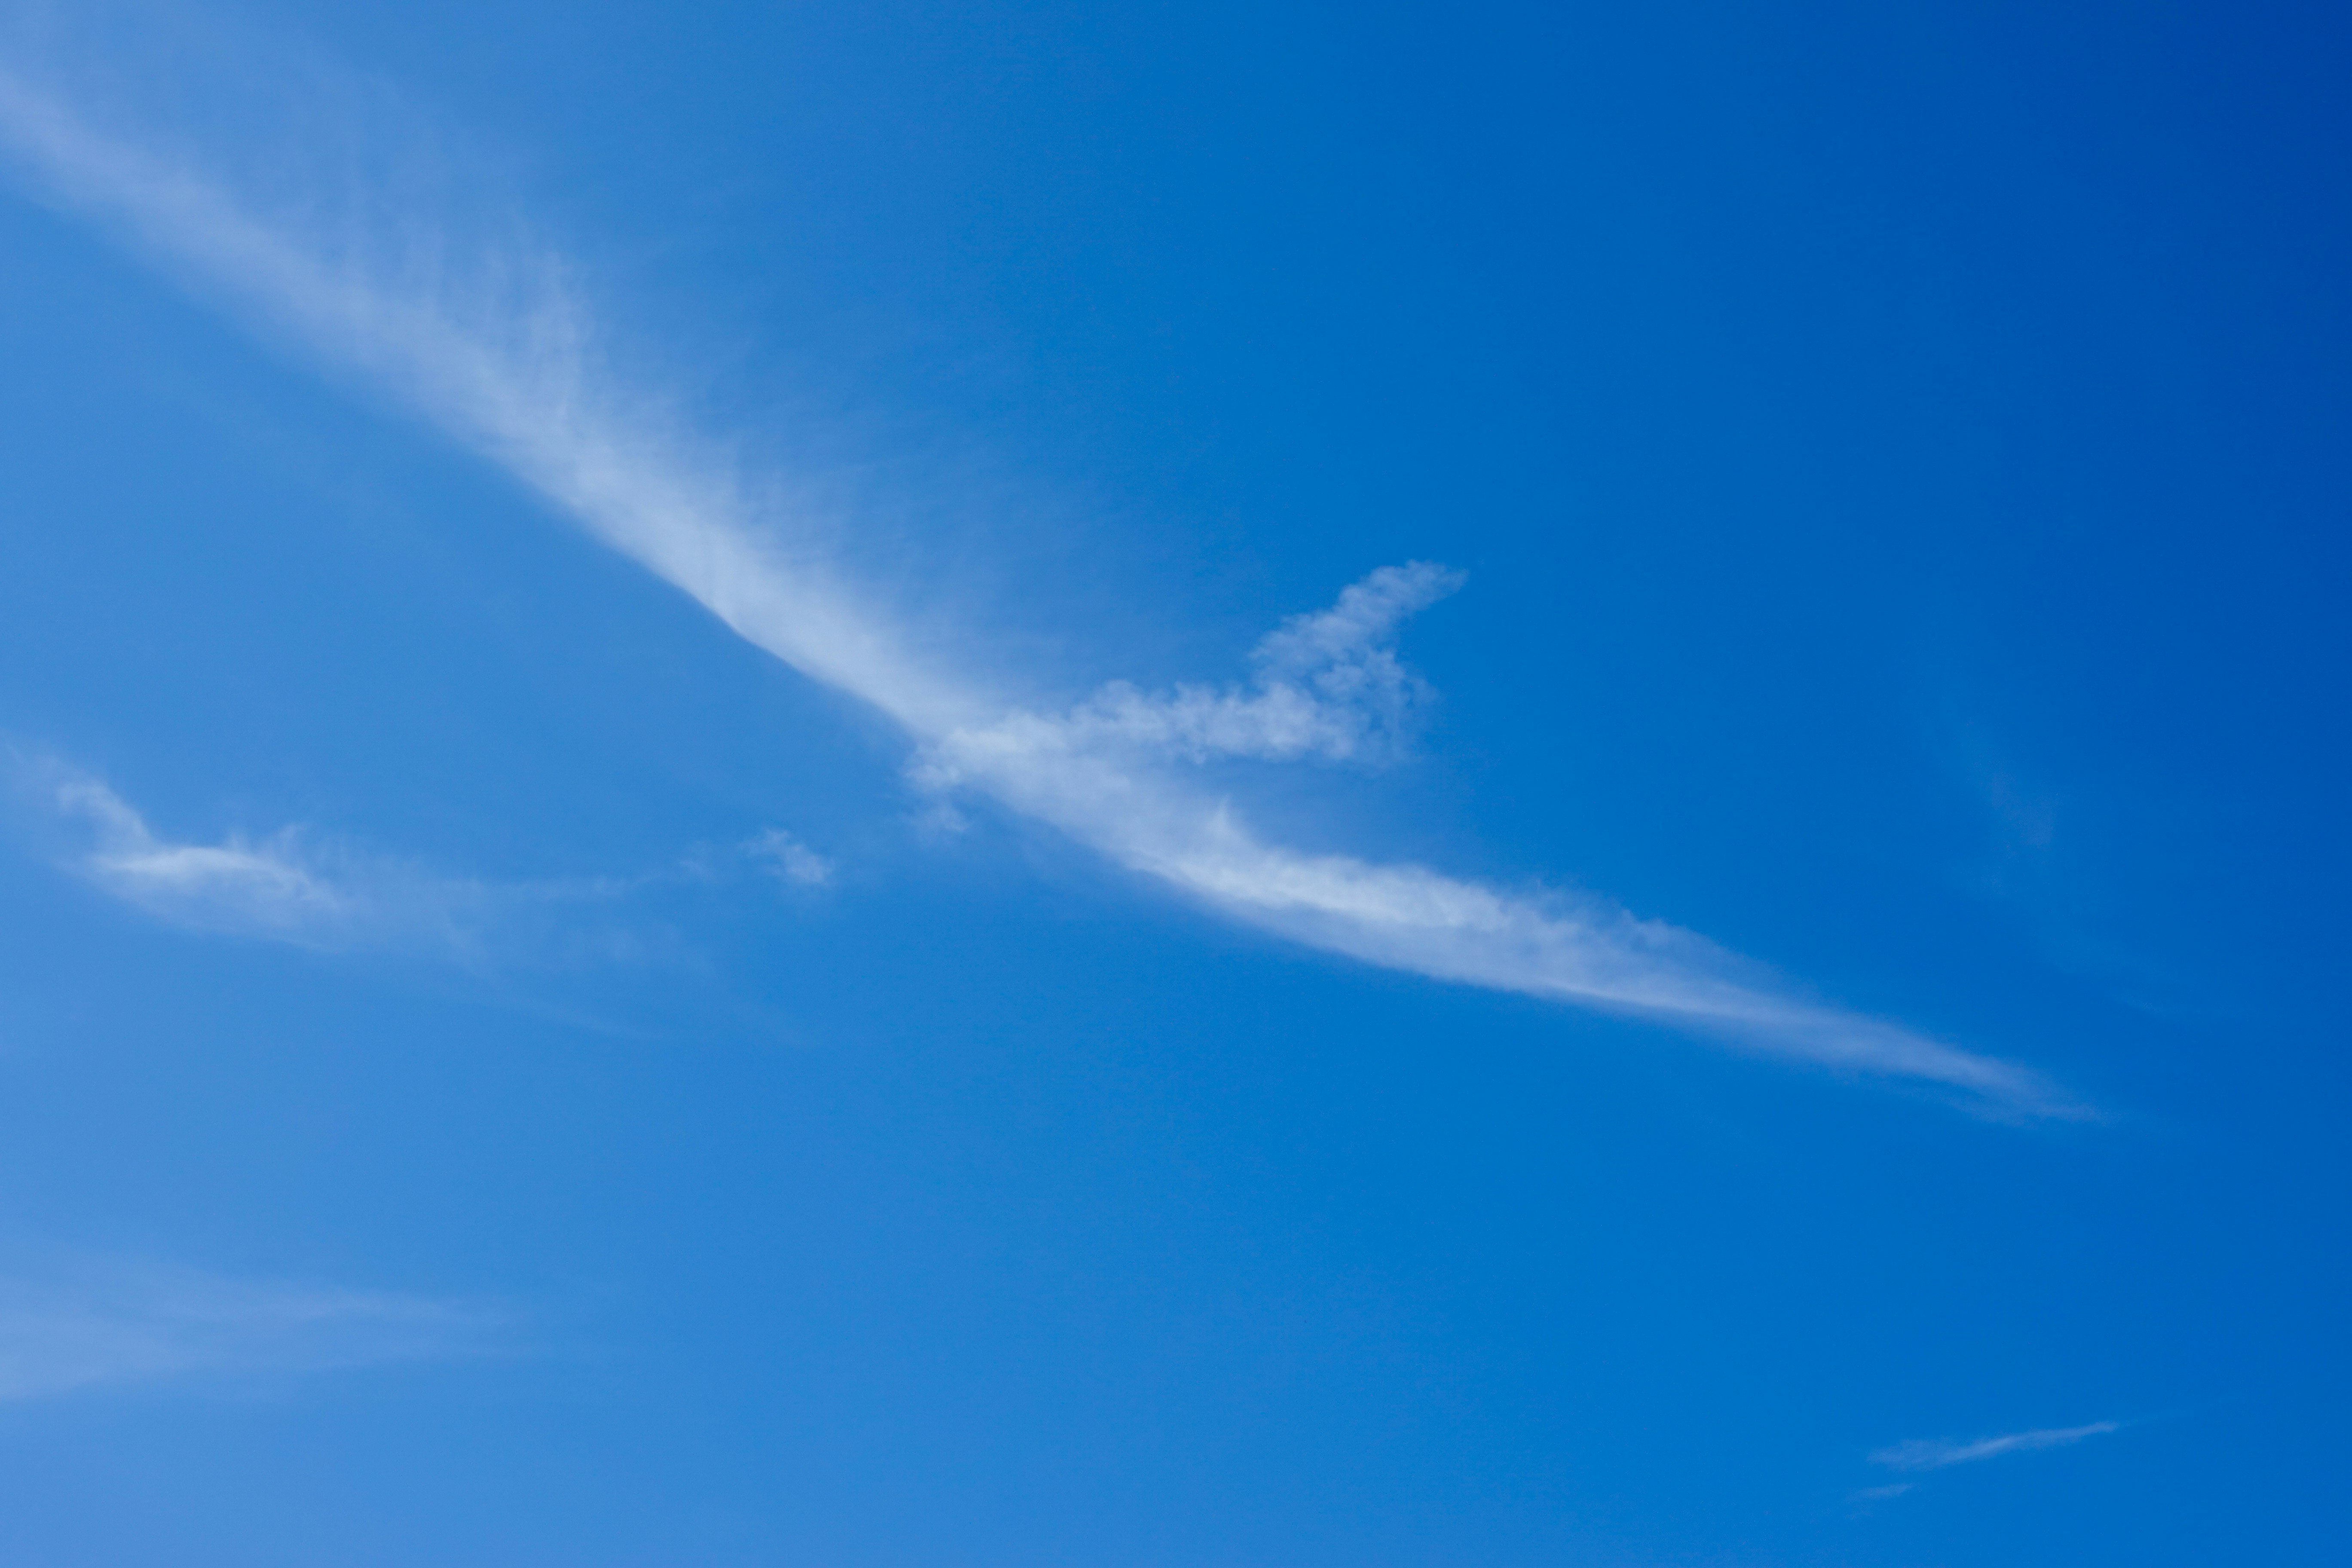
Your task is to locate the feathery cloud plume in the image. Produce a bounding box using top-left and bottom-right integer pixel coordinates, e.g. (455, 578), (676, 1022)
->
(934, 561), (1464, 769)
(0, 33), (2079, 1115)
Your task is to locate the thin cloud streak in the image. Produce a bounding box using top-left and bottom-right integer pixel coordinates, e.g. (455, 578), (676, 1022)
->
(1871, 1421), (2122, 1472)
(17, 751), (406, 947)
(5, 749), (676, 964)
(57, 764), (350, 940)
(10, 747), (837, 960)
(0, 1260), (508, 1401)
(0, 49), (2078, 1114)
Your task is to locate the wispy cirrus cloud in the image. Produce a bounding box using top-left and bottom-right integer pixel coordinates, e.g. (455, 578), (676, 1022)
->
(1870, 1420), (2122, 1473)
(8, 748), (830, 960)
(0, 20), (2080, 1116)
(0, 1259), (510, 1401)
(17, 750), (416, 946)
(8, 749), (582, 958)
(1847, 1419), (2123, 1507)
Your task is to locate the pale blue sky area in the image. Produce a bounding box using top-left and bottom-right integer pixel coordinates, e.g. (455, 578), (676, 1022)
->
(0, 2), (2347, 1563)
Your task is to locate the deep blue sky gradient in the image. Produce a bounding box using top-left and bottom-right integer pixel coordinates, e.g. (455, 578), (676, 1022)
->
(1, 2), (2348, 1562)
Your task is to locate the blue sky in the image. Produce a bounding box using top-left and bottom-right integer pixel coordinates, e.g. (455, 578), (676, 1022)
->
(0, 0), (2347, 1561)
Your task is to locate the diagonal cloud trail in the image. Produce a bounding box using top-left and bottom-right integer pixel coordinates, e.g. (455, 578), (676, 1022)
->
(1871, 1420), (2122, 1472)
(0, 54), (2080, 1115)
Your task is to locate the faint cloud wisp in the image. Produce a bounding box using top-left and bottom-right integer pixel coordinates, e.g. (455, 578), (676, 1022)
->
(17, 750), (388, 947)
(0, 1260), (510, 1401)
(743, 827), (833, 888)
(1871, 1420), (2122, 1473)
(5, 748), (668, 966)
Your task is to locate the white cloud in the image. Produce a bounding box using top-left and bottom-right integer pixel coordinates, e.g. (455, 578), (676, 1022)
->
(17, 752), (379, 945)
(934, 561), (1463, 770)
(0, 41), (2082, 1116)
(744, 827), (833, 888)
(5, 750), (659, 964)
(1871, 1421), (2121, 1473)
(0, 1259), (508, 1400)
(12, 747), (848, 962)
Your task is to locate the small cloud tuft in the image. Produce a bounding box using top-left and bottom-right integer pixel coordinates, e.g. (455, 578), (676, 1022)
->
(744, 827), (833, 887)
(924, 562), (1463, 778)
